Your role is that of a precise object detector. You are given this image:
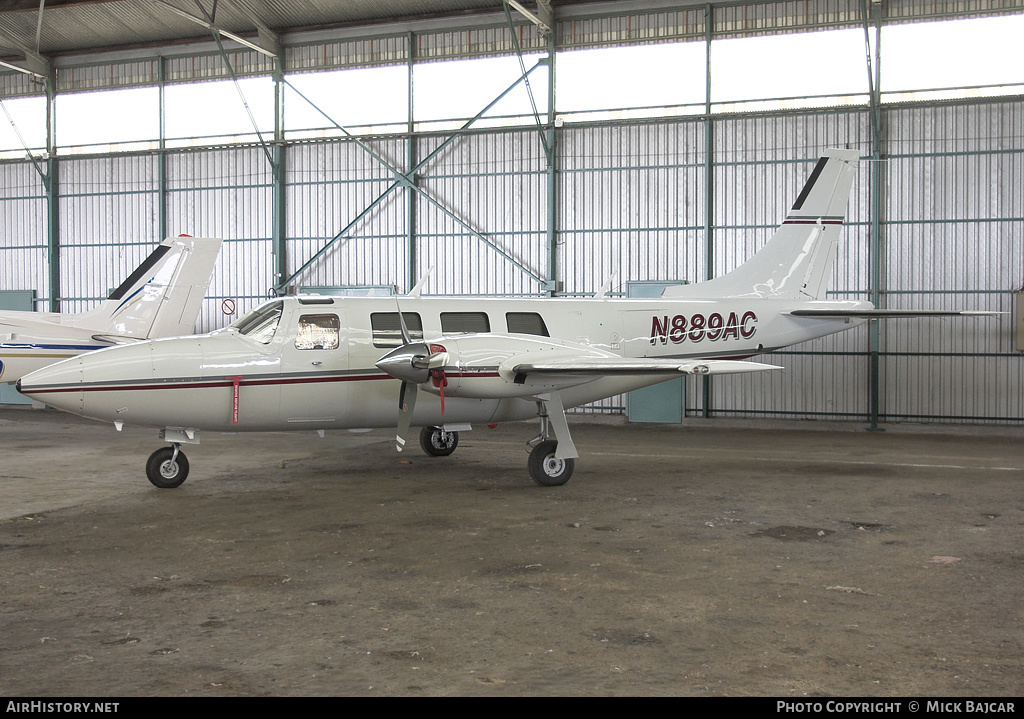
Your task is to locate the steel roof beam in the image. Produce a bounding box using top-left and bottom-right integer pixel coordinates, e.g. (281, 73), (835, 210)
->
(153, 0), (277, 58)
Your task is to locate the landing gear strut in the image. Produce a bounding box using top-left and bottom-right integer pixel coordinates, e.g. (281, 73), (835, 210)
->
(526, 392), (578, 486)
(146, 444), (190, 488)
(420, 426), (459, 456)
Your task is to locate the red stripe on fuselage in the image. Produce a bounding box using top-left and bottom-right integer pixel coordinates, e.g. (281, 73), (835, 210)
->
(20, 370), (504, 395)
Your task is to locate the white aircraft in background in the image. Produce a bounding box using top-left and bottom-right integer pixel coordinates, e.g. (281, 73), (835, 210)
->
(17, 150), (996, 488)
(0, 236), (223, 385)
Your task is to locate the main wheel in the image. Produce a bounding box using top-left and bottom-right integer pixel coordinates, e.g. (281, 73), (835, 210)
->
(146, 447), (190, 488)
(420, 426), (459, 456)
(528, 440), (574, 486)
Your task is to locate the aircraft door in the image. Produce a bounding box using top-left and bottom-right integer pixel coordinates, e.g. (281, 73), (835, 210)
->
(279, 307), (350, 429)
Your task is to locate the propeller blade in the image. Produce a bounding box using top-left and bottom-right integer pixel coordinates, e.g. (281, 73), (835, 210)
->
(395, 298), (412, 345)
(395, 380), (417, 452)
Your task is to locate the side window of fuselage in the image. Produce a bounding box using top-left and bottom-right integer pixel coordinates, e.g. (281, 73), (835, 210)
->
(506, 312), (549, 337)
(440, 312), (490, 334)
(295, 314), (340, 350)
(370, 312), (423, 348)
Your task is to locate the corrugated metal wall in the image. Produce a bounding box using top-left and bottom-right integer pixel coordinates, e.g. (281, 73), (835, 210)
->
(0, 163), (47, 301)
(1, 0), (1021, 424)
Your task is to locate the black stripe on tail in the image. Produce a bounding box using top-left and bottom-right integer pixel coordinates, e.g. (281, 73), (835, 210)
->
(791, 157), (829, 211)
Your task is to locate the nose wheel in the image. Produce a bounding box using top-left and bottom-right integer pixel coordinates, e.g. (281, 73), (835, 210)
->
(146, 445), (190, 488)
(420, 426), (459, 456)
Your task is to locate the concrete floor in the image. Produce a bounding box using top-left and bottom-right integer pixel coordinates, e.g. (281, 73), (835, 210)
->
(1, 406), (1022, 696)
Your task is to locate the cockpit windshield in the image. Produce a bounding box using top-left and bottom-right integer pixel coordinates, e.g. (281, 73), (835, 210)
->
(230, 300), (283, 344)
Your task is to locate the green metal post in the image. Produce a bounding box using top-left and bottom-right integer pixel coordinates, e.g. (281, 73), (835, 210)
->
(407, 32), (418, 290)
(546, 28), (558, 296)
(702, 3), (714, 418)
(273, 55), (287, 290)
(865, 0), (885, 431)
(158, 57), (167, 241)
(45, 64), (59, 312)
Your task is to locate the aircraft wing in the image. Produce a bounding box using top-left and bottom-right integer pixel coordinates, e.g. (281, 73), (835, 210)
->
(510, 357), (782, 378)
(787, 309), (1001, 318)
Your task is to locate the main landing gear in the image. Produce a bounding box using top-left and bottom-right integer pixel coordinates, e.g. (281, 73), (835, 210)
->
(525, 392), (578, 486)
(146, 444), (189, 488)
(417, 393), (580, 486)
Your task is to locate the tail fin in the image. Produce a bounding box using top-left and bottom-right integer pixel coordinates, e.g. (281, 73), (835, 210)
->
(663, 148), (860, 300)
(69, 236), (223, 338)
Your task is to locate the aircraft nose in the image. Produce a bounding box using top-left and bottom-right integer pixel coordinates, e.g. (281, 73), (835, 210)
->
(16, 356), (85, 413)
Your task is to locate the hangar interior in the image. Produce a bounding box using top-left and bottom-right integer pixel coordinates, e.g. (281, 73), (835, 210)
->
(1, 0), (1022, 426)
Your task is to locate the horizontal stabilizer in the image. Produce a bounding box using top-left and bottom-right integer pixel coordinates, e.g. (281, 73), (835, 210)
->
(787, 309), (1002, 319)
(511, 358), (782, 377)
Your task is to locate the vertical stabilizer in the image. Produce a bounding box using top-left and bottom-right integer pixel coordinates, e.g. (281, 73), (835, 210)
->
(70, 237), (223, 338)
(663, 149), (860, 300)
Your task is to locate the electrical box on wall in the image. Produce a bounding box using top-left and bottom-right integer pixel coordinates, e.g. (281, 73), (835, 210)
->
(1017, 291), (1024, 352)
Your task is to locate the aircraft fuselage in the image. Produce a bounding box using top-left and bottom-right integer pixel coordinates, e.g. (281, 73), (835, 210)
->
(17, 294), (870, 433)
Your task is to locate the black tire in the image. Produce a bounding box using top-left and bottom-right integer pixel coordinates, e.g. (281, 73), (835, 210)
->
(419, 426), (459, 457)
(528, 440), (574, 486)
(146, 447), (190, 488)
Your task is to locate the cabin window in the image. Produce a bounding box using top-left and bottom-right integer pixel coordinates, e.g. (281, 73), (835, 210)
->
(370, 312), (423, 348)
(295, 314), (340, 350)
(231, 301), (283, 344)
(506, 312), (549, 337)
(440, 312), (490, 334)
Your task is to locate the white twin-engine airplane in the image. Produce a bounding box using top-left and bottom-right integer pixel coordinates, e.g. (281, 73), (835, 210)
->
(0, 235), (223, 385)
(17, 150), (994, 488)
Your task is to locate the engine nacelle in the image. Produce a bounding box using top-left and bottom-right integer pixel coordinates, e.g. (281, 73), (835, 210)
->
(416, 333), (617, 400)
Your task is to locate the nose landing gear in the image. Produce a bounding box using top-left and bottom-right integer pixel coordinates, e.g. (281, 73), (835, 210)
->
(146, 444), (190, 488)
(420, 426), (459, 456)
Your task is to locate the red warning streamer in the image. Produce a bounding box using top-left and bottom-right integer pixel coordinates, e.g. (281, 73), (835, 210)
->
(226, 376), (243, 424)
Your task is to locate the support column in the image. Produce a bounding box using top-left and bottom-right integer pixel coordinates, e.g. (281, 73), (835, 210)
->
(407, 32), (418, 290)
(864, 0), (885, 431)
(545, 26), (558, 296)
(45, 64), (59, 312)
(702, 3), (714, 418)
(272, 54), (287, 290)
(158, 57), (167, 242)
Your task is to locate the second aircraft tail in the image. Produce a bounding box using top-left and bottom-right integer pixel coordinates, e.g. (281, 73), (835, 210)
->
(70, 236), (223, 339)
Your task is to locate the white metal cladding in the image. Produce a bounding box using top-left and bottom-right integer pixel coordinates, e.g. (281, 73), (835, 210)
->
(284, 137), (408, 290)
(877, 100), (1023, 422)
(2, 0), (1021, 101)
(286, 35), (409, 72)
(196, 238), (276, 334)
(557, 7), (706, 48)
(708, 123), (876, 421)
(559, 122), (707, 295)
(711, 347), (871, 418)
(56, 59), (160, 93)
(0, 71), (43, 98)
(713, 0), (862, 38)
(165, 146), (273, 332)
(164, 50), (276, 84)
(0, 162), (47, 307)
(57, 155), (160, 308)
(415, 129), (547, 295)
(414, 22), (546, 61)
(885, 0), (1024, 23)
